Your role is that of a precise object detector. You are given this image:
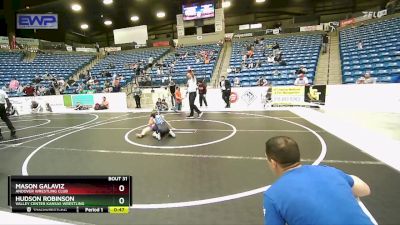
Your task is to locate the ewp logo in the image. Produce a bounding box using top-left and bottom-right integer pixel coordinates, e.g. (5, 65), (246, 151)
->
(17, 14), (58, 29)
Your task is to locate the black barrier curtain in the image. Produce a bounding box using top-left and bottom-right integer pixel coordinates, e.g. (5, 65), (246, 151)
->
(39, 41), (66, 50)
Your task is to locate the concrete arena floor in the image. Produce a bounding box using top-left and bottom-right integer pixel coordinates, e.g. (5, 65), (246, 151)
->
(0, 111), (399, 225)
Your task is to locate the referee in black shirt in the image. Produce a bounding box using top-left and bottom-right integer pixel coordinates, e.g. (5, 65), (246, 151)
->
(0, 90), (16, 140)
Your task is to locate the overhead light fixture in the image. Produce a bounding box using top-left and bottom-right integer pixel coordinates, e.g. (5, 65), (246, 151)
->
(103, 0), (113, 5)
(256, 0), (266, 2)
(104, 20), (112, 26)
(131, 16), (139, 21)
(222, 1), (231, 8)
(80, 24), (89, 29)
(156, 12), (165, 18)
(71, 4), (82, 11)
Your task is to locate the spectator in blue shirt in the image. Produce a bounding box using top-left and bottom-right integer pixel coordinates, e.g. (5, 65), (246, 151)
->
(263, 136), (373, 225)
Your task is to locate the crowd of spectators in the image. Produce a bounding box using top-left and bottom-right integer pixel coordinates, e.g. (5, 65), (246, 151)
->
(2, 73), (72, 97)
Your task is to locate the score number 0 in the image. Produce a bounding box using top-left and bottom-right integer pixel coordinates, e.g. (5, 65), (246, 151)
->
(118, 184), (125, 205)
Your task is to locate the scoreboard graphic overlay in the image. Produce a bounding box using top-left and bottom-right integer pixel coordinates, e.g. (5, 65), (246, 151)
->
(8, 176), (132, 214)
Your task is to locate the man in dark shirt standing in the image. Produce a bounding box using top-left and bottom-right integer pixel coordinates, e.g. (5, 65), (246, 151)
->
(219, 76), (231, 108)
(198, 80), (208, 107)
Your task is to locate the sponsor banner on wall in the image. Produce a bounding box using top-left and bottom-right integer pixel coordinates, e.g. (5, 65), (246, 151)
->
(17, 14), (58, 29)
(10, 93), (127, 115)
(304, 85), (326, 105)
(233, 33), (253, 38)
(75, 47), (97, 53)
(271, 86), (305, 105)
(266, 28), (281, 35)
(340, 18), (355, 27)
(104, 47), (122, 52)
(152, 41), (170, 47)
(0, 36), (39, 46)
(300, 24), (323, 32)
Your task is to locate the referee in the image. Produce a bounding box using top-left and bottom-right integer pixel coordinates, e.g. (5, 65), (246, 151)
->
(0, 89), (16, 140)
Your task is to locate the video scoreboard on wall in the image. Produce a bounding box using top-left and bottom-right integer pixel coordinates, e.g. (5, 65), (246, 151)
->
(8, 176), (132, 214)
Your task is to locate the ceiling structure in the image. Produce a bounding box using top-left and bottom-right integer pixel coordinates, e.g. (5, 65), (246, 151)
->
(0, 0), (389, 40)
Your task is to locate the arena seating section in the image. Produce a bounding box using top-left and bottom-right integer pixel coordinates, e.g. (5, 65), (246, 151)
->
(151, 44), (222, 85)
(0, 51), (95, 96)
(228, 34), (321, 86)
(63, 47), (170, 93)
(340, 17), (400, 84)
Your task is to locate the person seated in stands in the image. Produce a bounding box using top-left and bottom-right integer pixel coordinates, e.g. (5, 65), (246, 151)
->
(241, 60), (247, 70)
(357, 40), (363, 50)
(356, 76), (366, 84)
(364, 72), (376, 84)
(105, 70), (112, 78)
(255, 60), (262, 68)
(17, 83), (24, 96)
(247, 49), (254, 58)
(9, 77), (20, 91)
(23, 84), (35, 96)
(113, 82), (121, 92)
(85, 85), (96, 94)
(103, 80), (113, 93)
(274, 53), (283, 64)
(357, 72), (376, 84)
(205, 56), (210, 64)
(295, 65), (308, 75)
(181, 52), (188, 60)
(36, 85), (46, 96)
(267, 54), (275, 63)
(43, 72), (53, 80)
(87, 76), (95, 86)
(234, 77), (241, 87)
(248, 59), (254, 69)
(273, 70), (281, 76)
(294, 73), (309, 86)
(108, 63), (115, 69)
(235, 66), (242, 73)
(242, 54), (247, 62)
(257, 76), (268, 86)
(272, 42), (280, 56)
(95, 96), (109, 110)
(33, 75), (42, 84)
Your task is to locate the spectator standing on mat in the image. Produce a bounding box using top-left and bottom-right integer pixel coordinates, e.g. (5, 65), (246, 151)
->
(174, 86), (183, 112)
(263, 136), (373, 225)
(220, 76), (231, 108)
(0, 89), (16, 140)
(133, 84), (142, 109)
(186, 69), (203, 118)
(197, 80), (208, 108)
(168, 79), (176, 107)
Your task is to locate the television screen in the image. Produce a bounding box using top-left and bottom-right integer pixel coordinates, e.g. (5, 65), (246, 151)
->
(183, 2), (215, 21)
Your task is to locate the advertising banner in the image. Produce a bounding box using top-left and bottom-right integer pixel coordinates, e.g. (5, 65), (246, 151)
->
(17, 14), (58, 29)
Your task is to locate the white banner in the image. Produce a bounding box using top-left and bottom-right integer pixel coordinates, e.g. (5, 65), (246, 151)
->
(300, 24), (323, 32)
(75, 47), (97, 53)
(104, 47), (121, 52)
(10, 93), (128, 115)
